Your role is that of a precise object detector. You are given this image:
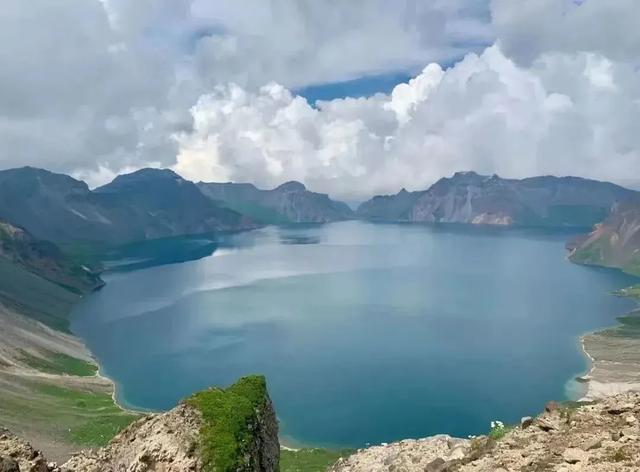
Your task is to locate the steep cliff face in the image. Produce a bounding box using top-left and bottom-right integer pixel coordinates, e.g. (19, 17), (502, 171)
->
(357, 172), (636, 227)
(58, 376), (279, 472)
(569, 200), (640, 276)
(198, 180), (354, 224)
(0, 167), (254, 244)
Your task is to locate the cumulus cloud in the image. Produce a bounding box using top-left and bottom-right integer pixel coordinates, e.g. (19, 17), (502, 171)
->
(174, 43), (640, 200)
(2, 0), (640, 200)
(0, 0), (491, 185)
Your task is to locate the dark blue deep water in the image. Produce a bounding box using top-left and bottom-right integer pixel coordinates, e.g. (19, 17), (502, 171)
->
(71, 221), (636, 447)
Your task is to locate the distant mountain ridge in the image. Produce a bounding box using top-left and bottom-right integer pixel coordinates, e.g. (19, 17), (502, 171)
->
(0, 167), (254, 244)
(357, 171), (638, 228)
(198, 180), (354, 224)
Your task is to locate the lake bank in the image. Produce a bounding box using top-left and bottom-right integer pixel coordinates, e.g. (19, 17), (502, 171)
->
(579, 286), (640, 400)
(0, 302), (139, 462)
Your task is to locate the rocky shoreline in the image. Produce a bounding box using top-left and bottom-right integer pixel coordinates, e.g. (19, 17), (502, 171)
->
(579, 320), (640, 401)
(331, 393), (640, 471)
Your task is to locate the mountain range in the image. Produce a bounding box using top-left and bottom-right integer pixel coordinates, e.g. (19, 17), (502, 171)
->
(1, 166), (640, 276)
(356, 171), (637, 228)
(0, 167), (255, 244)
(198, 180), (354, 224)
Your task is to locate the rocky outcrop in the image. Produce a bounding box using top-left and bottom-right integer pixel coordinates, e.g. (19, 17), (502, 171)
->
(357, 172), (636, 228)
(568, 199), (640, 275)
(0, 167), (254, 244)
(61, 404), (203, 472)
(0, 429), (49, 472)
(198, 180), (353, 224)
(331, 393), (640, 471)
(59, 375), (279, 472)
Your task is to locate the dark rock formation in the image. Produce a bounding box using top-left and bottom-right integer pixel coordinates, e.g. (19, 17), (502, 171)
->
(357, 171), (637, 228)
(0, 167), (254, 243)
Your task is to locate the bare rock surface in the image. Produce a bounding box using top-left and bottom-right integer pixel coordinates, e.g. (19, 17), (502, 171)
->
(329, 435), (470, 472)
(61, 404), (202, 472)
(331, 392), (640, 472)
(0, 429), (49, 472)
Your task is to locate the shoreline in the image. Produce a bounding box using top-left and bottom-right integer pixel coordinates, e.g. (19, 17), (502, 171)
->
(577, 293), (640, 401)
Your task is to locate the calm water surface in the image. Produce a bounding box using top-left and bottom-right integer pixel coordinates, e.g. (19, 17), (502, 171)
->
(71, 221), (636, 447)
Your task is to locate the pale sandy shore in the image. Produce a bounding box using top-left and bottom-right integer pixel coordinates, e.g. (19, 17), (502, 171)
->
(579, 312), (640, 401)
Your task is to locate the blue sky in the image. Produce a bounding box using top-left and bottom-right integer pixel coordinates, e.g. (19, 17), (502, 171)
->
(296, 71), (417, 103)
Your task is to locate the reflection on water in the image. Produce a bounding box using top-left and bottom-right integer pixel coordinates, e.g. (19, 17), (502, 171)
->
(71, 221), (637, 448)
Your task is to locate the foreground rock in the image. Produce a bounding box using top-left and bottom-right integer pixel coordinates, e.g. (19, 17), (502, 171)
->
(331, 393), (640, 471)
(62, 376), (279, 472)
(0, 375), (279, 472)
(0, 429), (49, 472)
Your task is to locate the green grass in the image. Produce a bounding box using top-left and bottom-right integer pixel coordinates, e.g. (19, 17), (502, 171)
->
(280, 448), (355, 472)
(0, 259), (80, 331)
(187, 375), (270, 472)
(32, 384), (138, 446)
(613, 284), (640, 300)
(0, 378), (139, 448)
(599, 313), (640, 339)
(487, 422), (513, 440)
(18, 349), (98, 376)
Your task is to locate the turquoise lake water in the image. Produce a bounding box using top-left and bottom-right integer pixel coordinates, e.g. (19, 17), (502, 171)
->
(71, 221), (637, 447)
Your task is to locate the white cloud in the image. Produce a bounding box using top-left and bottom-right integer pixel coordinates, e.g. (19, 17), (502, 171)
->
(491, 0), (640, 65)
(175, 44), (640, 201)
(2, 0), (640, 201)
(0, 0), (492, 182)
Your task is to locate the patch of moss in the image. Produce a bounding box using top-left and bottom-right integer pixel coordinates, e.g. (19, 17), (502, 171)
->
(280, 448), (355, 472)
(187, 375), (269, 472)
(18, 349), (98, 377)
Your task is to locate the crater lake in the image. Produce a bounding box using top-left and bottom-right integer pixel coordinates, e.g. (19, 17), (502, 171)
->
(71, 221), (637, 447)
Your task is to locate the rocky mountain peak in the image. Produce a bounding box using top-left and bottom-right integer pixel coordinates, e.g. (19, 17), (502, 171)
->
(274, 181), (307, 192)
(95, 168), (183, 192)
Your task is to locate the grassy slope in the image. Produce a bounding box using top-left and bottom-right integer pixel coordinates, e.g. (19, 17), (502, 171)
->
(17, 349), (98, 377)
(0, 377), (138, 448)
(0, 259), (80, 332)
(0, 257), (139, 458)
